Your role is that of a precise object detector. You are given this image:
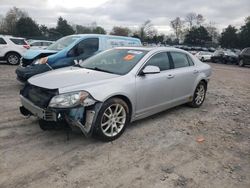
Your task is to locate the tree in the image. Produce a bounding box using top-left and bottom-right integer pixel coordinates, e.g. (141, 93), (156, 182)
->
(206, 22), (220, 44)
(219, 25), (239, 48)
(92, 26), (106, 34)
(196, 14), (205, 26)
(185, 12), (197, 29)
(56, 17), (74, 36)
(75, 25), (92, 34)
(15, 17), (41, 37)
(0, 7), (28, 35)
(138, 20), (157, 41)
(39, 25), (49, 36)
(184, 26), (211, 45)
(110, 26), (131, 36)
(170, 17), (184, 43)
(238, 16), (250, 48)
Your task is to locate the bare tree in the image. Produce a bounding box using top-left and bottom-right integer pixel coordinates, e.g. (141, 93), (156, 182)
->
(185, 12), (197, 28)
(196, 14), (205, 26)
(170, 17), (184, 42)
(139, 20), (157, 40)
(206, 22), (219, 43)
(0, 7), (28, 34)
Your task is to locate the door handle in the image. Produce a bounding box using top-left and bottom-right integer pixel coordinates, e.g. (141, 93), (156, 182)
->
(193, 70), (199, 74)
(167, 74), (175, 79)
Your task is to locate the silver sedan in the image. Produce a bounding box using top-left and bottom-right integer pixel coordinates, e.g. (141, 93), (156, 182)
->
(20, 47), (212, 141)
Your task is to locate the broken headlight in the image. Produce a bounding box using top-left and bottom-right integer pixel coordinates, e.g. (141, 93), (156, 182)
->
(49, 91), (96, 108)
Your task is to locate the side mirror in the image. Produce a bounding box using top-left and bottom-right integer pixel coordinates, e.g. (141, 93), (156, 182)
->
(141, 65), (160, 75)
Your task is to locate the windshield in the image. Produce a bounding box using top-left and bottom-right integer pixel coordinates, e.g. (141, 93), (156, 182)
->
(80, 49), (148, 75)
(47, 36), (80, 51)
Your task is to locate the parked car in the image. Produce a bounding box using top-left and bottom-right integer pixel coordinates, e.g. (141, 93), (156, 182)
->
(15, 34), (142, 82)
(238, 47), (250, 66)
(0, 35), (30, 65)
(19, 47), (211, 141)
(211, 50), (238, 64)
(195, 51), (213, 62)
(29, 40), (54, 50)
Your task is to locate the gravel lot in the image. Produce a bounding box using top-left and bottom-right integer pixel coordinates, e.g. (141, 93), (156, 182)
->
(0, 63), (249, 188)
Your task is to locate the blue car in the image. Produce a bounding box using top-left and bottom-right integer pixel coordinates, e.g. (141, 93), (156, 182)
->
(16, 34), (142, 82)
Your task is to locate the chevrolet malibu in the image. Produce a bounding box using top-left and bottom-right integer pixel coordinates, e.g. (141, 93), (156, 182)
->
(19, 47), (211, 141)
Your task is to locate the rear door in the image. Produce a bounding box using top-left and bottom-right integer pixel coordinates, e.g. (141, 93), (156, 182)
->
(168, 52), (199, 103)
(0, 37), (7, 57)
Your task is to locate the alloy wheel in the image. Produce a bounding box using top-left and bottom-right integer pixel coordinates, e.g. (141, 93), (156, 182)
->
(195, 84), (205, 105)
(101, 104), (126, 137)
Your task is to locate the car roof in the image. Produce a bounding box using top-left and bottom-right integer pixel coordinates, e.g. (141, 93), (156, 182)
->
(114, 46), (189, 53)
(0, 35), (25, 39)
(68, 34), (141, 41)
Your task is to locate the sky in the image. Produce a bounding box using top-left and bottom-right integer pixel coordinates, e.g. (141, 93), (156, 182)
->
(0, 0), (249, 34)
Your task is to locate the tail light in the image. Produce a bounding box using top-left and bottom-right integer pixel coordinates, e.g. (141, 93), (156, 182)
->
(23, 44), (30, 49)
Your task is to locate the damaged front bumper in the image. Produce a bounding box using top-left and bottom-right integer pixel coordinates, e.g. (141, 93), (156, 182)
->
(19, 95), (102, 136)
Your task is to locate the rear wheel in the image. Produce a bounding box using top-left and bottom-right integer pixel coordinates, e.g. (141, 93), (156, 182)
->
(93, 98), (130, 141)
(188, 81), (207, 108)
(239, 59), (244, 67)
(6, 52), (20, 65)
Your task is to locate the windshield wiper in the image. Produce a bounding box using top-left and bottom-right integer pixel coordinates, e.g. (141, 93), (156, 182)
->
(86, 67), (114, 74)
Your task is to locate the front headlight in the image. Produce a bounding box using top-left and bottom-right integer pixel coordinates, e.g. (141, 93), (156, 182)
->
(33, 57), (48, 65)
(49, 91), (96, 108)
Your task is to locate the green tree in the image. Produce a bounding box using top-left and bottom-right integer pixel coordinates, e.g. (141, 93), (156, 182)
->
(110, 26), (131, 36)
(184, 26), (211, 45)
(92, 26), (106, 34)
(219, 25), (239, 48)
(56, 17), (74, 36)
(15, 17), (41, 37)
(238, 17), (250, 48)
(75, 25), (92, 34)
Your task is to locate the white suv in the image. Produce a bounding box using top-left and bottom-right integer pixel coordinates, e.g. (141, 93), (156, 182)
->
(0, 35), (30, 65)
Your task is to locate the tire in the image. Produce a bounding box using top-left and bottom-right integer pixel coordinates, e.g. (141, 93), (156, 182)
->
(201, 57), (205, 62)
(93, 98), (130, 142)
(188, 81), (207, 108)
(6, 52), (21, 65)
(239, 59), (244, 67)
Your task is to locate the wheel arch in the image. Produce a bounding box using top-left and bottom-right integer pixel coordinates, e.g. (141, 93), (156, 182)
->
(104, 94), (133, 120)
(4, 51), (22, 58)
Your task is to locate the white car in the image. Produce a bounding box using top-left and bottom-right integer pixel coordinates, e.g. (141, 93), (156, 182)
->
(29, 40), (54, 50)
(195, 51), (213, 62)
(0, 35), (30, 65)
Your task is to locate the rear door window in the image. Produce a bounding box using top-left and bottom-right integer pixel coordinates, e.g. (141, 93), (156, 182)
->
(170, 52), (190, 68)
(31, 42), (41, 46)
(10, 38), (26, 45)
(145, 52), (170, 71)
(0, 38), (7, 44)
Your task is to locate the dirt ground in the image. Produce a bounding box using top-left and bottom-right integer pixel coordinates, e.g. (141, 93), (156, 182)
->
(0, 63), (249, 188)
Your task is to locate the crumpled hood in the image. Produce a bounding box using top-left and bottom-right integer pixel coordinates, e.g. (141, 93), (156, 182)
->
(28, 67), (120, 90)
(23, 49), (58, 59)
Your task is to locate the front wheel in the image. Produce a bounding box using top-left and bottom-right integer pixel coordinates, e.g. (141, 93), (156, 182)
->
(93, 98), (130, 142)
(6, 52), (21, 65)
(188, 81), (207, 108)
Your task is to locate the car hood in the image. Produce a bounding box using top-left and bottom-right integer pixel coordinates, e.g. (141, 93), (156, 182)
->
(28, 67), (120, 90)
(23, 49), (58, 59)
